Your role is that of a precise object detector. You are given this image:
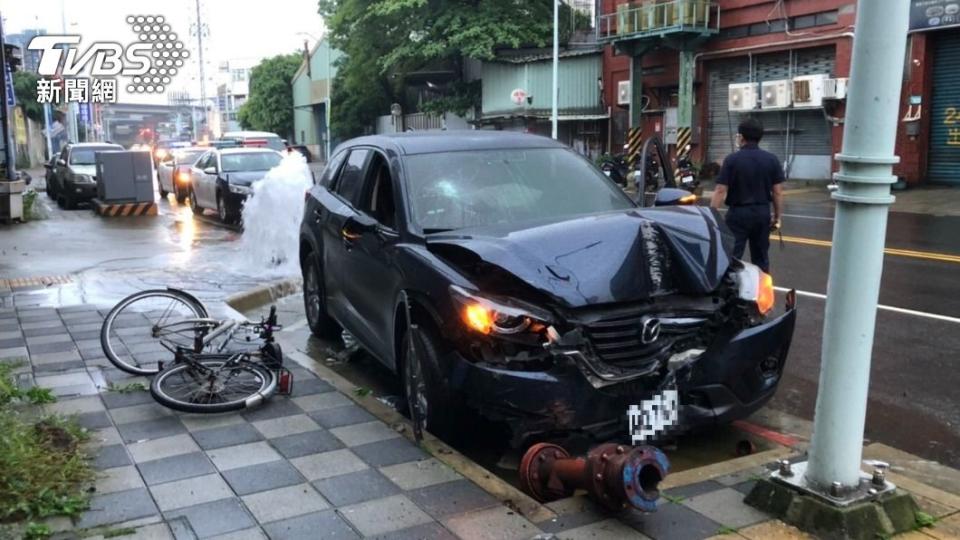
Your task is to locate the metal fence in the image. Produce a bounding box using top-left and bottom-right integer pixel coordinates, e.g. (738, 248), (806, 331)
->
(597, 0), (720, 41)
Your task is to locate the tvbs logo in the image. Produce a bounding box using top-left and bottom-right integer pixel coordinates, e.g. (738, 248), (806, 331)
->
(28, 15), (187, 95)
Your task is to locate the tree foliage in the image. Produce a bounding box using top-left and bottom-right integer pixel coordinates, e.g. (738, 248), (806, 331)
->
(318, 0), (586, 139)
(236, 53), (302, 138)
(12, 72), (43, 123)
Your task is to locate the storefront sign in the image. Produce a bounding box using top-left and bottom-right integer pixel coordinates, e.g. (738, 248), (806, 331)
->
(910, 0), (960, 32)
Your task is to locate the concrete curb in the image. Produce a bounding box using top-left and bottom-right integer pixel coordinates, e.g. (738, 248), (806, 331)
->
(224, 277), (301, 314)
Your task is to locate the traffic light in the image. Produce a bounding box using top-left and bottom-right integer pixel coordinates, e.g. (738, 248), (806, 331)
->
(3, 44), (22, 72)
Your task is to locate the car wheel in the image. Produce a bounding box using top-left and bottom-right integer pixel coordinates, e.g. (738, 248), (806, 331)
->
(62, 192), (76, 210)
(175, 187), (187, 205)
(217, 192), (239, 224)
(56, 194), (65, 208)
(159, 186), (168, 198)
(189, 190), (203, 216)
(401, 325), (459, 439)
(302, 254), (342, 339)
(46, 181), (57, 199)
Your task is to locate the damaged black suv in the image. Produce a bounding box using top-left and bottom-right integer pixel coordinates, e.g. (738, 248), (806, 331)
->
(299, 132), (796, 447)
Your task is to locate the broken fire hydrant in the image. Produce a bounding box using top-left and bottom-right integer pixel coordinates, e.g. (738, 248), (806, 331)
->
(518, 442), (670, 512)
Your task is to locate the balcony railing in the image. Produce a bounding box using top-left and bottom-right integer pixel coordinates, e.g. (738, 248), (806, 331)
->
(597, 0), (720, 42)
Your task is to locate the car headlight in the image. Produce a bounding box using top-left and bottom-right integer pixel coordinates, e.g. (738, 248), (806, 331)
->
(228, 184), (252, 195)
(449, 285), (553, 337)
(733, 262), (775, 315)
(74, 174), (95, 184)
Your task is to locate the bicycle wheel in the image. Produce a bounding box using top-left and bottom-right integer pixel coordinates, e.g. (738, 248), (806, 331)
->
(101, 289), (210, 376)
(150, 357), (276, 413)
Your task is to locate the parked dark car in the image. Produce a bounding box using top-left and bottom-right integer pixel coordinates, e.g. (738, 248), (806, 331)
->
(188, 147), (283, 222)
(298, 132), (796, 448)
(48, 143), (124, 209)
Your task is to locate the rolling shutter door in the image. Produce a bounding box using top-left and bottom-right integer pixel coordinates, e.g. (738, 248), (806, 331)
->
(929, 32), (960, 184)
(706, 46), (835, 178)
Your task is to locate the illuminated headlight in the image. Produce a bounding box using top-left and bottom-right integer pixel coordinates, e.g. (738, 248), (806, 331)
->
(449, 285), (553, 337)
(228, 184), (252, 195)
(733, 262), (775, 315)
(74, 174), (95, 184)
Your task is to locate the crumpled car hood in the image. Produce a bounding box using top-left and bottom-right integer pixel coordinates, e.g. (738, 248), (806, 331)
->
(426, 207), (734, 308)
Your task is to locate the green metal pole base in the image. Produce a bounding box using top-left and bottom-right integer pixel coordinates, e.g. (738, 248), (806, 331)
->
(745, 477), (922, 540)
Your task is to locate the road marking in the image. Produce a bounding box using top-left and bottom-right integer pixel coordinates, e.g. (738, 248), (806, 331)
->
(774, 286), (960, 324)
(782, 212), (834, 221)
(776, 235), (960, 264)
(732, 420), (800, 448)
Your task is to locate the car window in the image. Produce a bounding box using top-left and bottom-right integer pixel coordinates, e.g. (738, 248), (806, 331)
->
(176, 150), (205, 166)
(69, 147), (121, 165)
(334, 149), (371, 206)
(199, 152), (215, 170)
(221, 152), (282, 172)
(318, 151), (348, 187)
(360, 153), (397, 230)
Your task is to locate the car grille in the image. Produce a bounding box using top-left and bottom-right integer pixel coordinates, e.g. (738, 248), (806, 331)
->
(583, 308), (708, 368)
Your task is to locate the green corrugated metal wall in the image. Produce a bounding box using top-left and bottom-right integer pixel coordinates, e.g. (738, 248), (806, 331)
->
(930, 31), (960, 184)
(481, 54), (603, 117)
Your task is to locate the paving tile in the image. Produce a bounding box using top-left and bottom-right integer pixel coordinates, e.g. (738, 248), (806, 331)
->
(180, 413), (246, 432)
(165, 498), (256, 538)
(352, 437), (429, 468)
(312, 468), (400, 507)
(289, 377), (335, 397)
(20, 319), (64, 329)
(207, 441), (282, 471)
(33, 360), (86, 373)
(25, 333), (74, 345)
(24, 326), (73, 339)
(329, 420), (401, 447)
(0, 330), (23, 340)
(251, 414), (320, 439)
(221, 459), (306, 496)
(269, 429), (344, 459)
(406, 479), (499, 519)
(373, 523), (457, 540)
(77, 487), (159, 529)
(737, 520), (815, 539)
(101, 388), (155, 409)
(682, 487), (769, 529)
(117, 417), (186, 443)
(96, 465), (146, 495)
(242, 483), (330, 524)
(619, 502), (722, 540)
(261, 509), (359, 540)
(150, 473), (234, 511)
(192, 422), (264, 450)
(89, 426), (123, 447)
(27, 340), (77, 354)
(308, 405), (375, 429)
(208, 528), (268, 540)
(240, 398), (304, 422)
(0, 346), (28, 360)
(137, 451), (217, 486)
(50, 381), (101, 397)
(442, 505), (540, 540)
(92, 444), (132, 470)
(32, 350), (83, 364)
(536, 509), (607, 535)
(128, 434), (200, 463)
(110, 402), (176, 425)
(291, 391), (351, 412)
(340, 494), (433, 537)
(0, 337), (25, 348)
(46, 395), (105, 415)
(35, 370), (93, 388)
(290, 448), (368, 481)
(380, 458), (462, 491)
(733, 480), (757, 496)
(120, 522), (176, 540)
(76, 411), (114, 430)
(663, 480), (727, 501)
(555, 519), (652, 539)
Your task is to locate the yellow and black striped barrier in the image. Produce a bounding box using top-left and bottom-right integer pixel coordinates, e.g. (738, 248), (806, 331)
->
(627, 127), (643, 168)
(676, 126), (692, 157)
(92, 199), (158, 217)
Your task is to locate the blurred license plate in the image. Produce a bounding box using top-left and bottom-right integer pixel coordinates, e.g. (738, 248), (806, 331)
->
(681, 175), (694, 184)
(603, 170), (612, 177)
(627, 388), (679, 444)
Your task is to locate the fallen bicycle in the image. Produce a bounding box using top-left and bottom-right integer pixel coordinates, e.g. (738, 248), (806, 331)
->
(100, 287), (292, 413)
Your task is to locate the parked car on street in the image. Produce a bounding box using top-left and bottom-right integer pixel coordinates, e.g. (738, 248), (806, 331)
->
(298, 132), (797, 448)
(48, 142), (124, 209)
(188, 147), (283, 222)
(157, 147), (207, 204)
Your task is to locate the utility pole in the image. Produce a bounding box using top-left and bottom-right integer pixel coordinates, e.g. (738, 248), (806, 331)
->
(551, 0), (559, 139)
(0, 13), (16, 180)
(805, 0), (910, 490)
(193, 0), (208, 138)
(326, 38), (332, 162)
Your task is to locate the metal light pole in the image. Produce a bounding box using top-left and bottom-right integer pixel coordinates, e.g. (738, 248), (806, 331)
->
(551, 0), (559, 140)
(805, 0), (910, 490)
(0, 12), (16, 180)
(325, 38), (332, 162)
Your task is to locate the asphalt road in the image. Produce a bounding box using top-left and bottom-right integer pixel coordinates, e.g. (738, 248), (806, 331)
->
(763, 200), (960, 469)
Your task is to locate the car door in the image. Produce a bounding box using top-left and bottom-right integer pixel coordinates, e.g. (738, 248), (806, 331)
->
(158, 154), (174, 192)
(193, 152), (217, 207)
(54, 146), (70, 190)
(189, 151), (210, 205)
(336, 150), (404, 366)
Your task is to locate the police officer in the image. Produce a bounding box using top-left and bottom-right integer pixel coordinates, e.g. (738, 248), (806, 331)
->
(710, 118), (784, 273)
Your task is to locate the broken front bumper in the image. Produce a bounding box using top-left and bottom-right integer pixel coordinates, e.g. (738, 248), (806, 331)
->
(441, 306), (797, 447)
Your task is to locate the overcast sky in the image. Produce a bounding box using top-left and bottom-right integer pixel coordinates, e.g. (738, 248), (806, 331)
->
(1, 0), (326, 104)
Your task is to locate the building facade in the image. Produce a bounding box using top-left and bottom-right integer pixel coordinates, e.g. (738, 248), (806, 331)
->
(597, 0), (959, 185)
(292, 40), (341, 162)
(216, 60), (255, 134)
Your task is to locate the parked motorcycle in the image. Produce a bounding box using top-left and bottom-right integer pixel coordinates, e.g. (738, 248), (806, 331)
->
(598, 146), (630, 186)
(675, 144), (700, 193)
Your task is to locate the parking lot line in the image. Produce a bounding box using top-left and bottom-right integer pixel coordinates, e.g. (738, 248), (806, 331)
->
(775, 234), (960, 264)
(775, 286), (960, 325)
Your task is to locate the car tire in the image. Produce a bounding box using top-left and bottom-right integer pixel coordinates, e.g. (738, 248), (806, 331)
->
(159, 186), (168, 198)
(175, 187), (187, 205)
(189, 190), (203, 216)
(217, 192), (238, 224)
(302, 253), (342, 340)
(401, 324), (459, 440)
(46, 181), (57, 199)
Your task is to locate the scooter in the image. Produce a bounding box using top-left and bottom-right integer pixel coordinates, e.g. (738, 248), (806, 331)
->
(675, 144), (699, 193)
(598, 146), (631, 187)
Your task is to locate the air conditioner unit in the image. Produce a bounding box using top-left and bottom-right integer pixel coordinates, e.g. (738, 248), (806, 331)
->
(728, 82), (757, 111)
(823, 77), (849, 100)
(761, 79), (792, 109)
(792, 74), (829, 108)
(618, 80), (631, 106)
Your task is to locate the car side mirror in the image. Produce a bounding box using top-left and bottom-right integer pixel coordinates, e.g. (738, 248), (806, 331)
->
(654, 188), (698, 207)
(57, 159), (66, 166)
(341, 214), (378, 241)
(43, 162), (53, 170)
(203, 166), (217, 175)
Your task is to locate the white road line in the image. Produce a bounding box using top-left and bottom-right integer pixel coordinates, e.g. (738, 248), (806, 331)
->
(783, 213), (835, 222)
(775, 286), (960, 324)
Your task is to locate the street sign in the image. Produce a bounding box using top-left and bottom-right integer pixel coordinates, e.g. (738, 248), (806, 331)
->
(4, 62), (15, 107)
(79, 102), (92, 125)
(909, 0), (960, 32)
(510, 88), (528, 106)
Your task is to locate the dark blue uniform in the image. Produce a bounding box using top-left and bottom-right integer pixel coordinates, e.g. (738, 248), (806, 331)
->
(717, 143), (784, 273)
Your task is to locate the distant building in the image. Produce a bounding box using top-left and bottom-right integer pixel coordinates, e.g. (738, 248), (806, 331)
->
(6, 28), (45, 73)
(292, 41), (342, 161)
(216, 60), (255, 133)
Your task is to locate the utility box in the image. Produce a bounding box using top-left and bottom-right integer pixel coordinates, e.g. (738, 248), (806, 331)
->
(761, 79), (793, 109)
(95, 151), (154, 203)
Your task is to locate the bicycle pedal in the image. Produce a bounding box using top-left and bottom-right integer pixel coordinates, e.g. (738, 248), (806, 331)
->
(277, 368), (294, 396)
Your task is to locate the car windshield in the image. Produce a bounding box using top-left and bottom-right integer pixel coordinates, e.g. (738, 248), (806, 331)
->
(403, 148), (635, 232)
(70, 147), (120, 165)
(220, 152), (281, 172)
(176, 150), (205, 165)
